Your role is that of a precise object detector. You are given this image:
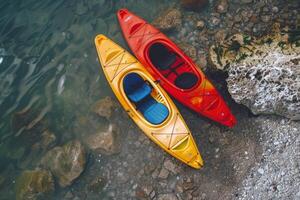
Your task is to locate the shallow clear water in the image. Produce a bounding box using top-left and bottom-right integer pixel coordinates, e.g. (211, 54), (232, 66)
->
(0, 0), (173, 198)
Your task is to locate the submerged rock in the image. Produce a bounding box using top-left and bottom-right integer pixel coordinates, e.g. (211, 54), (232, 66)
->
(84, 124), (121, 155)
(41, 140), (86, 187)
(152, 8), (182, 32)
(177, 42), (197, 62)
(181, 0), (208, 11)
(87, 177), (107, 193)
(15, 169), (54, 200)
(209, 23), (300, 119)
(39, 130), (56, 151)
(216, 0), (228, 14)
(92, 96), (117, 119)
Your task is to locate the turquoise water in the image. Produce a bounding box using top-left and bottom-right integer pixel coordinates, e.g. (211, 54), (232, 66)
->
(0, 0), (174, 199)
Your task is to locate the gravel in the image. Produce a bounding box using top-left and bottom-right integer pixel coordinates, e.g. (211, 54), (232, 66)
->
(236, 117), (300, 199)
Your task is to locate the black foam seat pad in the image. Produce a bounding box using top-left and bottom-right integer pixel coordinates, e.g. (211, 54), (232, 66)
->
(149, 43), (177, 70)
(174, 72), (198, 89)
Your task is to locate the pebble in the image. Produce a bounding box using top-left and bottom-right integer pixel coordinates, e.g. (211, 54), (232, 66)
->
(216, 0), (228, 14)
(261, 15), (271, 23)
(163, 159), (178, 174)
(257, 168), (264, 174)
(210, 17), (221, 26)
(196, 20), (205, 29)
(158, 167), (169, 179)
(234, 15), (242, 22)
(150, 190), (156, 199)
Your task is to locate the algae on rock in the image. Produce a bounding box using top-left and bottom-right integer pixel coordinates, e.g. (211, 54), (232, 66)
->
(209, 23), (300, 120)
(15, 169), (54, 200)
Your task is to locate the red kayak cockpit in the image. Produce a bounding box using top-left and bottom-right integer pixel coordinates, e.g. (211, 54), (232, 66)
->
(146, 42), (200, 90)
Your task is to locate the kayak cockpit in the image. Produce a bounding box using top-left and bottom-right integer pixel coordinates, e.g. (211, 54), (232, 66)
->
(148, 43), (199, 90)
(123, 73), (169, 125)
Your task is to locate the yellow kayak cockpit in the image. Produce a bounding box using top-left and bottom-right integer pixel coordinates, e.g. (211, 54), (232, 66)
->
(123, 72), (169, 125)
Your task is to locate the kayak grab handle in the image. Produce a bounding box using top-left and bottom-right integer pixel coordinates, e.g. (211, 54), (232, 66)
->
(118, 9), (128, 19)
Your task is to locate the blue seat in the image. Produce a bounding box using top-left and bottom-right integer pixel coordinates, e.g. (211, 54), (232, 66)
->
(137, 97), (169, 125)
(123, 73), (152, 103)
(123, 73), (169, 125)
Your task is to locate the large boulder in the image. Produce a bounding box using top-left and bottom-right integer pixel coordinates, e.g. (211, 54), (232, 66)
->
(84, 124), (121, 155)
(41, 140), (86, 187)
(152, 8), (182, 32)
(15, 169), (54, 200)
(209, 23), (300, 120)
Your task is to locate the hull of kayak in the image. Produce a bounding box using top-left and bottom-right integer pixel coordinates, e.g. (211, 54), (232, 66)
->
(117, 9), (236, 127)
(94, 34), (203, 169)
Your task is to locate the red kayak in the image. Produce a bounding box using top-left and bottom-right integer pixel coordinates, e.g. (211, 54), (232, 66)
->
(117, 9), (236, 127)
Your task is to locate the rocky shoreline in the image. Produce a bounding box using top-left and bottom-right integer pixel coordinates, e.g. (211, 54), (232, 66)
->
(0, 0), (299, 199)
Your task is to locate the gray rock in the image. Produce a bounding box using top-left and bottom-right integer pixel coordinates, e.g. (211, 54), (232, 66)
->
(163, 159), (179, 174)
(152, 8), (182, 31)
(92, 96), (117, 119)
(227, 48), (300, 120)
(209, 16), (221, 26)
(209, 24), (300, 120)
(216, 0), (228, 14)
(87, 177), (107, 193)
(196, 20), (205, 30)
(177, 42), (198, 62)
(158, 167), (169, 179)
(261, 15), (271, 23)
(84, 124), (121, 155)
(15, 169), (54, 200)
(41, 140), (86, 187)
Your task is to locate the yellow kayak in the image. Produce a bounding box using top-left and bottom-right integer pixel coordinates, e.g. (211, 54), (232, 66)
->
(94, 34), (203, 169)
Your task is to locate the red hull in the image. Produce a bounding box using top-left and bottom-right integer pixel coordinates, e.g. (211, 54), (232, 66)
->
(117, 9), (236, 127)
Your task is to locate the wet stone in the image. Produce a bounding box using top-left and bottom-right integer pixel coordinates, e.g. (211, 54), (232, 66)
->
(41, 140), (86, 187)
(163, 159), (178, 174)
(261, 15), (271, 23)
(209, 17), (221, 27)
(197, 53), (208, 71)
(216, 0), (228, 14)
(40, 130), (56, 150)
(64, 191), (74, 199)
(152, 8), (182, 31)
(84, 124), (121, 155)
(177, 42), (198, 62)
(87, 177), (107, 193)
(92, 96), (117, 119)
(158, 167), (169, 179)
(196, 20), (205, 30)
(15, 169), (54, 200)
